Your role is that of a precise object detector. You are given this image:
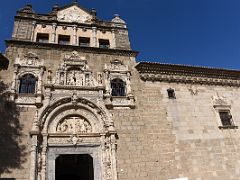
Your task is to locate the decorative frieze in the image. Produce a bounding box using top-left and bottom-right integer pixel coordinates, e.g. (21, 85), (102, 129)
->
(139, 73), (240, 87)
(136, 62), (240, 87)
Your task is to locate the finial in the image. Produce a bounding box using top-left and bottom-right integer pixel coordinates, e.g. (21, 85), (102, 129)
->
(91, 8), (97, 16)
(73, 0), (78, 4)
(52, 3), (60, 12)
(114, 14), (120, 18)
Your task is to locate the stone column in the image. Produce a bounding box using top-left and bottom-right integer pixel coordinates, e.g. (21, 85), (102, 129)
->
(37, 67), (44, 94)
(111, 29), (116, 49)
(31, 21), (37, 42)
(29, 135), (38, 180)
(111, 134), (118, 180)
(41, 135), (48, 180)
(92, 27), (98, 47)
(73, 25), (78, 45)
(51, 23), (57, 43)
(45, 87), (52, 106)
(11, 64), (19, 92)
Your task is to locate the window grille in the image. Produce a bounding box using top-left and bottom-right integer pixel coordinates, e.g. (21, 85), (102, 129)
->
(79, 37), (90, 47)
(19, 74), (37, 94)
(36, 33), (49, 43)
(219, 111), (233, 126)
(58, 35), (70, 45)
(167, 88), (176, 99)
(99, 39), (110, 49)
(111, 78), (126, 96)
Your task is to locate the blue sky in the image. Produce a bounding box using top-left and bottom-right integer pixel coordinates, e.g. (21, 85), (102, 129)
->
(1, 0), (240, 69)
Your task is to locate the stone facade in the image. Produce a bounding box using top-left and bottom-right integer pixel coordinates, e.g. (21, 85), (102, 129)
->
(1, 2), (240, 180)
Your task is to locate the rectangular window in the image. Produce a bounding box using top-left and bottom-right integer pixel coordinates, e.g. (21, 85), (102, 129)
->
(219, 111), (233, 126)
(58, 35), (70, 45)
(79, 37), (90, 47)
(167, 88), (176, 99)
(99, 39), (110, 49)
(36, 33), (49, 43)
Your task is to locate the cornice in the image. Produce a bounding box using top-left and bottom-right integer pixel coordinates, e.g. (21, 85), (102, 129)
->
(14, 15), (127, 30)
(5, 40), (138, 57)
(136, 62), (240, 87)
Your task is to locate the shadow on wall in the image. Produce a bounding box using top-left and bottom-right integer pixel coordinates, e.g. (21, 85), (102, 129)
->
(0, 81), (27, 176)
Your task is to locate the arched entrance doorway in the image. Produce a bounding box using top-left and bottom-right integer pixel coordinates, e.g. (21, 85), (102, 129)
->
(30, 96), (118, 180)
(55, 154), (94, 180)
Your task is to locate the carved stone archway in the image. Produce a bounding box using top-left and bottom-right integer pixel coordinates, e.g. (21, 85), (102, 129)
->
(29, 96), (117, 180)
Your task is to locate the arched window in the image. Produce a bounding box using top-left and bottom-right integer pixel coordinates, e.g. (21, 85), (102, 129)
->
(19, 74), (37, 94)
(111, 78), (126, 96)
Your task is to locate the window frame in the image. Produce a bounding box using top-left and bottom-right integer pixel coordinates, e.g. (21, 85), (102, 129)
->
(36, 33), (49, 43)
(58, 35), (71, 45)
(214, 105), (238, 129)
(167, 88), (176, 99)
(110, 78), (126, 97)
(79, 37), (90, 47)
(99, 39), (110, 49)
(19, 74), (37, 94)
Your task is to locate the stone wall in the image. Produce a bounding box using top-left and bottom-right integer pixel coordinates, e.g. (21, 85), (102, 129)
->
(114, 80), (240, 180)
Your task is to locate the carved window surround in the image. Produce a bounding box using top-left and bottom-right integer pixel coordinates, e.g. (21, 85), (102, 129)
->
(212, 96), (238, 130)
(104, 59), (135, 109)
(48, 51), (103, 89)
(11, 52), (45, 107)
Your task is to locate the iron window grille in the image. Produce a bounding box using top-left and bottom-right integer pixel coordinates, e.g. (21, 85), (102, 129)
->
(19, 74), (37, 94)
(111, 78), (126, 96)
(219, 111), (233, 126)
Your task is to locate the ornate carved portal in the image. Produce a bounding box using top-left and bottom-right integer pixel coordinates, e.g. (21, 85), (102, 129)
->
(30, 97), (118, 180)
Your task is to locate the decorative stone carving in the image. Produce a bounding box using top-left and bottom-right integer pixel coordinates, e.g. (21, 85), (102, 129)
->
(104, 59), (128, 72)
(139, 73), (240, 87)
(56, 116), (92, 134)
(15, 95), (36, 104)
(12, 52), (45, 106)
(52, 51), (98, 87)
(212, 95), (229, 107)
(57, 6), (92, 23)
(15, 52), (44, 67)
(104, 59), (135, 109)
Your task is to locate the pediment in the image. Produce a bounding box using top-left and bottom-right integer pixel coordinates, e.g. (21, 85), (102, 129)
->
(57, 5), (92, 23)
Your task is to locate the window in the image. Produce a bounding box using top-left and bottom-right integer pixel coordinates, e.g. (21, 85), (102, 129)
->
(58, 35), (70, 45)
(36, 33), (49, 43)
(167, 88), (176, 99)
(99, 39), (110, 49)
(219, 111), (233, 126)
(19, 74), (37, 94)
(79, 37), (90, 47)
(111, 78), (126, 96)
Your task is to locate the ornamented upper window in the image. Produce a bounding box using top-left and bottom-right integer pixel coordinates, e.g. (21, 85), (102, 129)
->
(11, 52), (45, 106)
(212, 95), (238, 129)
(104, 59), (135, 109)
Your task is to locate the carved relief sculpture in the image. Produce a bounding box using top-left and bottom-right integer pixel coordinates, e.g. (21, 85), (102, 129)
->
(56, 116), (92, 134)
(52, 51), (98, 87)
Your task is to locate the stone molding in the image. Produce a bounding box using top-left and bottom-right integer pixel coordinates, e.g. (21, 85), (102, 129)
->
(6, 40), (138, 57)
(136, 62), (240, 87)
